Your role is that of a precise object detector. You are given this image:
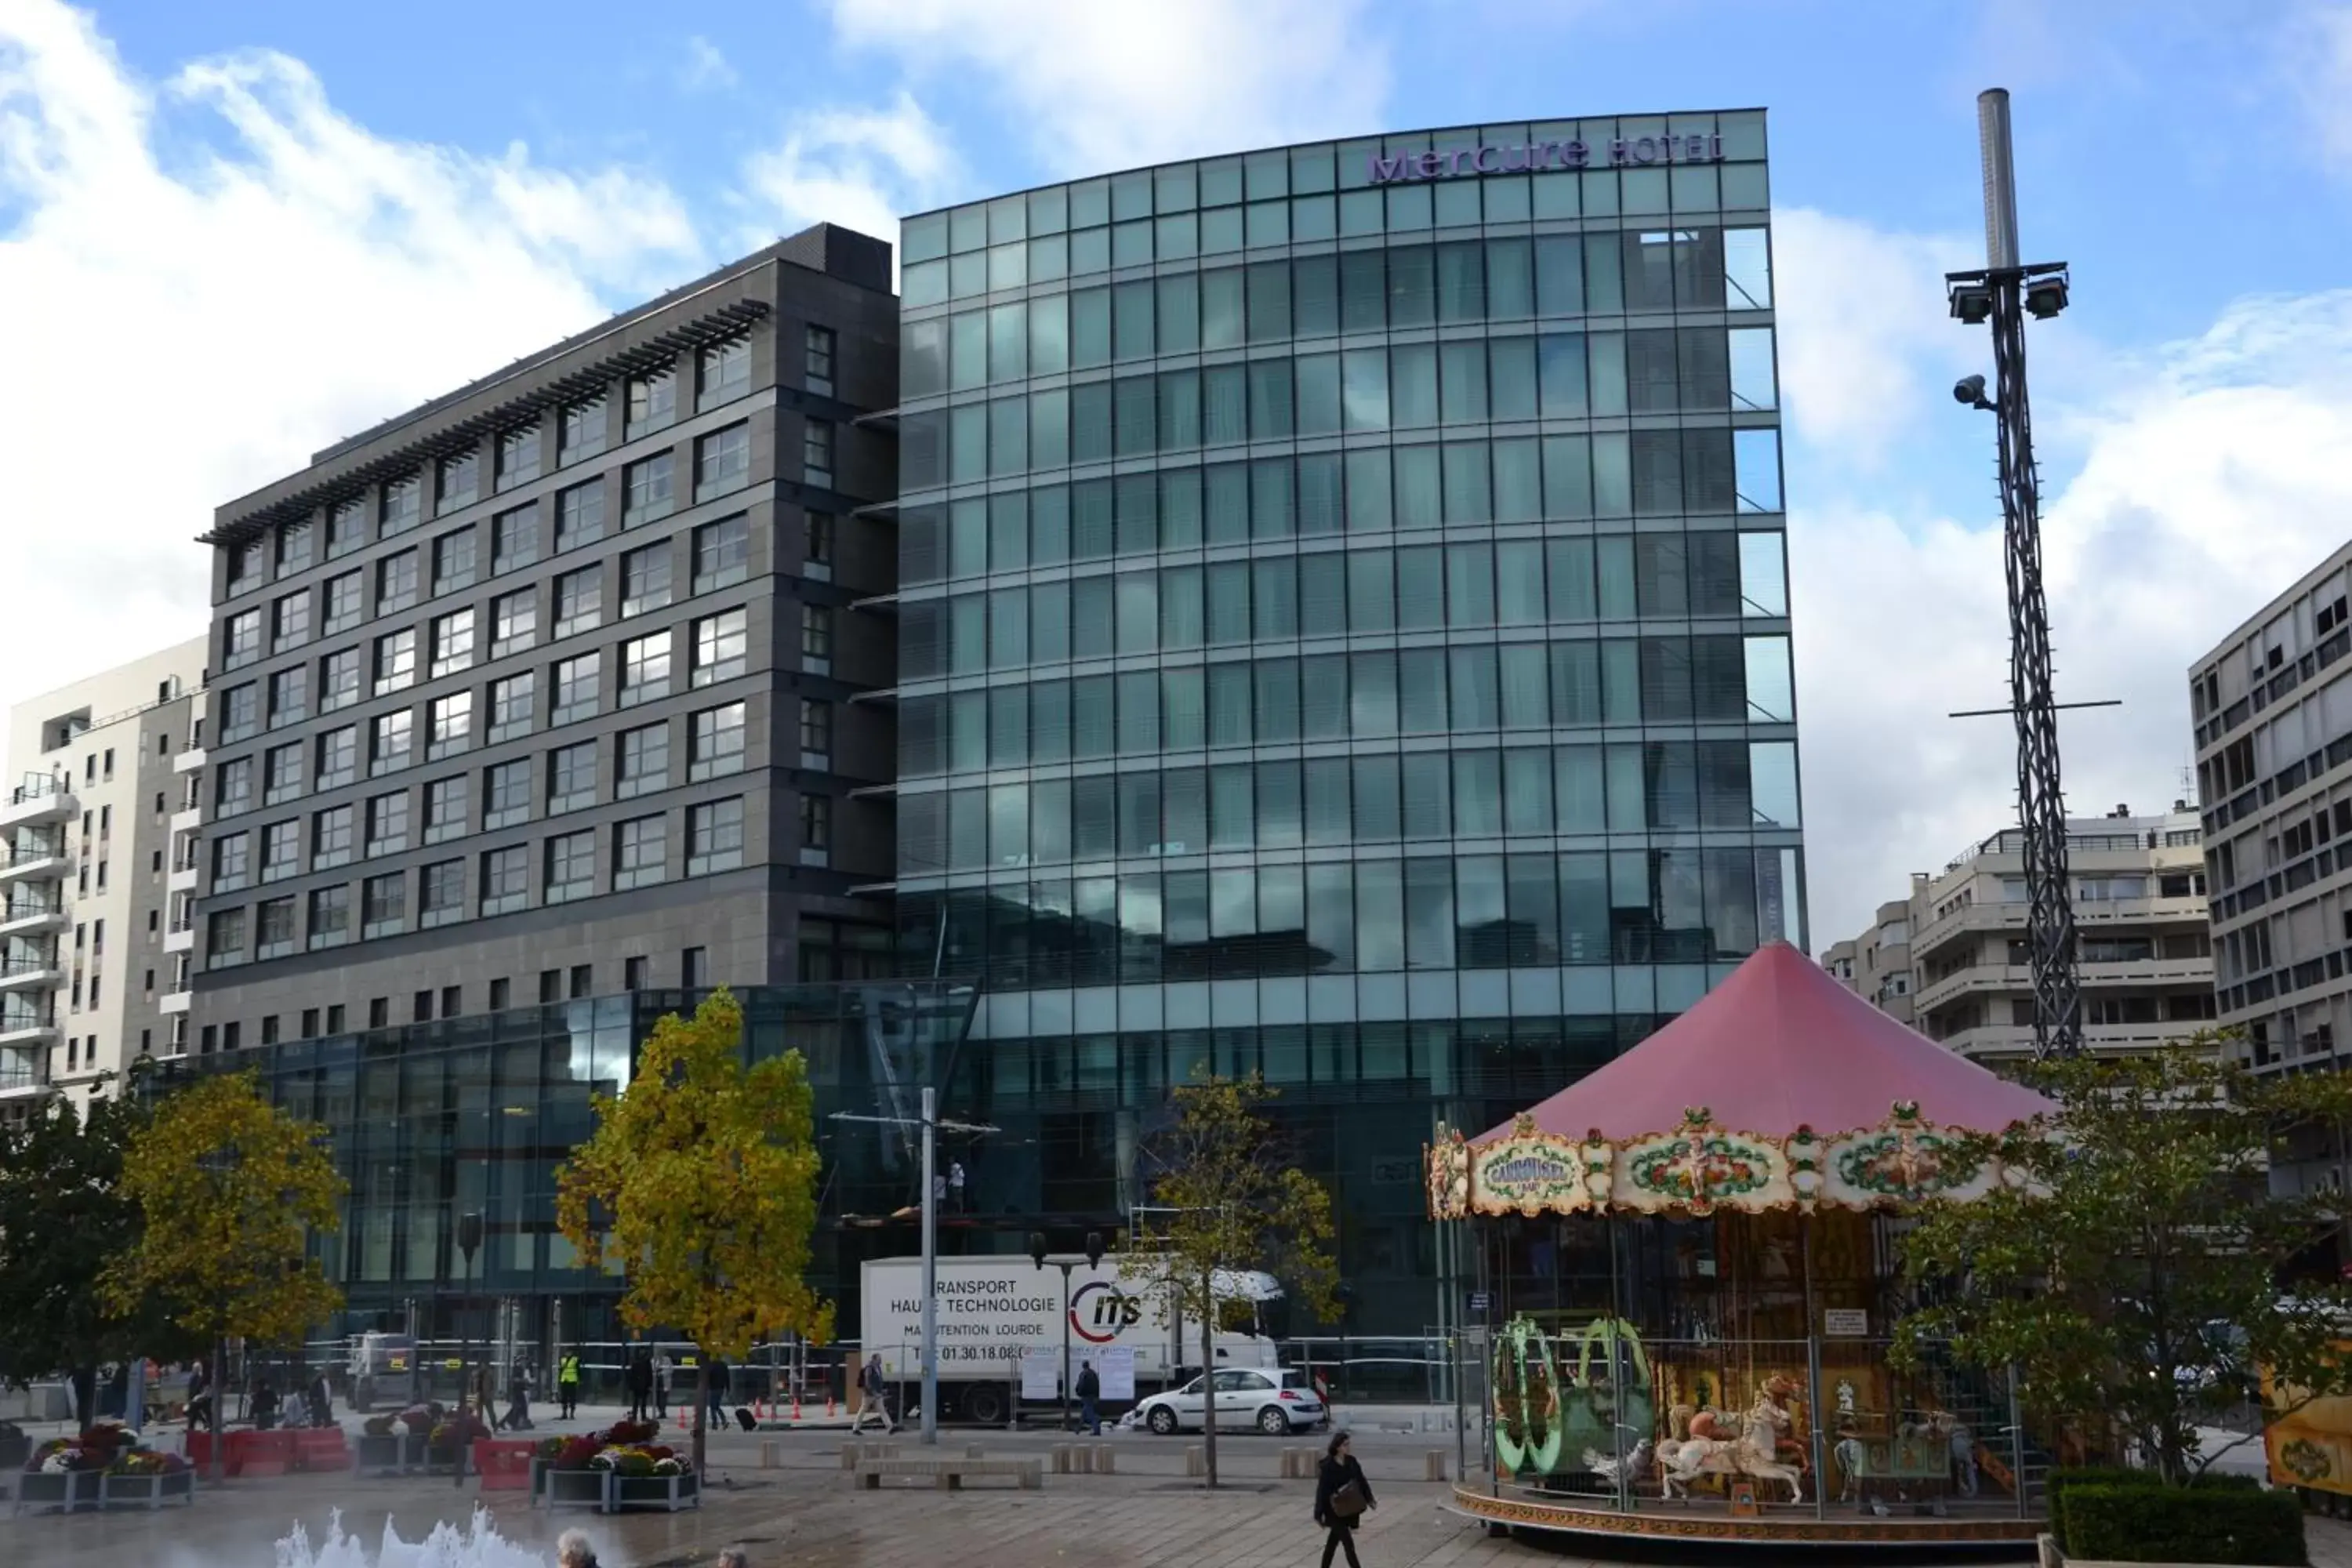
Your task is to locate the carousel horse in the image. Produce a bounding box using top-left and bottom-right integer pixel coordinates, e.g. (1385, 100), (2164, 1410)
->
(1582, 1437), (1655, 1489)
(1659, 1386), (1806, 1504)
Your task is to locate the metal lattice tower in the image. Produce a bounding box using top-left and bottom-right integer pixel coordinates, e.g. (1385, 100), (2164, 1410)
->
(1947, 89), (2082, 1059)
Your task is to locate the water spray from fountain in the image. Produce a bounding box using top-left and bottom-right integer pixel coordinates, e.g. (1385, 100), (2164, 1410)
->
(272, 1508), (564, 1568)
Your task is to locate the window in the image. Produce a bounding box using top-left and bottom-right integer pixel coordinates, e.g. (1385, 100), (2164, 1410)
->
(802, 603), (833, 662)
(552, 652), (601, 724)
(218, 682), (260, 742)
(555, 480), (606, 552)
(614, 814), (668, 890)
(436, 448), (479, 514)
(695, 424), (750, 502)
(569, 964), (592, 999)
(547, 740), (598, 812)
(322, 569), (363, 633)
(700, 333), (752, 407)
(617, 722), (670, 798)
(624, 452), (676, 524)
(211, 830), (251, 891)
(276, 519), (314, 577)
(804, 510), (833, 568)
(368, 710), (412, 776)
(559, 395), (607, 464)
(688, 797), (745, 874)
(267, 741), (307, 804)
(326, 1003), (346, 1033)
(545, 829), (596, 902)
(488, 670), (536, 742)
(626, 365), (677, 434)
(223, 608), (262, 670)
(693, 608), (749, 685)
(429, 607), (476, 677)
(362, 873), (406, 938)
(539, 969), (561, 1004)
(307, 884), (351, 949)
(480, 844), (529, 915)
(367, 999), (387, 1029)
(320, 648), (360, 713)
(227, 541), (260, 594)
(492, 506), (538, 573)
(374, 628), (417, 694)
(425, 775), (470, 843)
(260, 819), (299, 881)
(376, 549), (419, 612)
(804, 325), (836, 394)
(693, 514), (750, 591)
(623, 957), (646, 990)
(799, 792), (832, 852)
(803, 419), (836, 485)
(432, 526), (477, 594)
(488, 978), (509, 1011)
(267, 666), (309, 727)
(206, 908), (246, 969)
(799, 697), (833, 756)
(621, 631), (672, 706)
(492, 588), (537, 655)
(485, 759), (532, 829)
(429, 690), (474, 757)
(495, 424), (540, 491)
(381, 474), (421, 536)
(365, 790), (410, 855)
(326, 497), (365, 558)
(312, 804), (355, 868)
(622, 541), (673, 615)
(272, 589), (311, 652)
(420, 859), (464, 926)
(690, 702), (747, 780)
(681, 946), (706, 988)
(256, 898), (294, 956)
(553, 566), (603, 638)
(315, 725), (357, 789)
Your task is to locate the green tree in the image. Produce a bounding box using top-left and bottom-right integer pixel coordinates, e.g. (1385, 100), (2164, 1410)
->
(1134, 1073), (1339, 1488)
(102, 1069), (345, 1478)
(555, 989), (831, 1472)
(1893, 1044), (2352, 1482)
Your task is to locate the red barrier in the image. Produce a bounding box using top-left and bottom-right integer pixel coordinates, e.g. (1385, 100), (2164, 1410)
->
(471, 1439), (535, 1492)
(293, 1427), (352, 1472)
(228, 1428), (297, 1477)
(184, 1429), (215, 1468)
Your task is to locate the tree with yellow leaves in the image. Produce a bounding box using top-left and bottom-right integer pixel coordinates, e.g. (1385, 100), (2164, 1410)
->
(556, 989), (830, 1472)
(102, 1069), (345, 1479)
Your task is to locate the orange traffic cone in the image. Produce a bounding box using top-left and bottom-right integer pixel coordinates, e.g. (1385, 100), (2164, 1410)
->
(793, 1391), (803, 1422)
(826, 1393), (836, 1418)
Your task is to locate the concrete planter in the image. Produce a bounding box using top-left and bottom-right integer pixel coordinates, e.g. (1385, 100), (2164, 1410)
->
(14, 1468), (102, 1514)
(544, 1468), (610, 1512)
(98, 1469), (195, 1509)
(610, 1472), (699, 1512)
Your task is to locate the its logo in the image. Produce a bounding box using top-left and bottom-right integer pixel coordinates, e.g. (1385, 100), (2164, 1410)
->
(1070, 1280), (1143, 1344)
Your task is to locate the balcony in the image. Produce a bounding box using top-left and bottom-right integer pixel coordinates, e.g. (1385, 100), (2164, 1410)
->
(169, 864), (198, 894)
(159, 990), (191, 1016)
(170, 806), (202, 836)
(0, 957), (61, 993)
(173, 746), (206, 775)
(0, 778), (74, 830)
(0, 897), (68, 938)
(0, 850), (67, 886)
(0, 1012), (59, 1048)
(1935, 1022), (2195, 1062)
(0, 1058), (54, 1101)
(164, 924), (194, 953)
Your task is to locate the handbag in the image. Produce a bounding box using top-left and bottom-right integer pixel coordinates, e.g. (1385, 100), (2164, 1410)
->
(1329, 1478), (1368, 1520)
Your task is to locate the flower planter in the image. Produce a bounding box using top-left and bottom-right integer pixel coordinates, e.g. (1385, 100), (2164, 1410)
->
(609, 1471), (699, 1512)
(98, 1469), (194, 1509)
(356, 1433), (424, 1475)
(0, 1431), (28, 1472)
(14, 1468), (103, 1515)
(423, 1443), (463, 1477)
(544, 1468), (610, 1512)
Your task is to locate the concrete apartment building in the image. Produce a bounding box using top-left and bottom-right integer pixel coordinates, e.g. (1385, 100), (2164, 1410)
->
(187, 224), (900, 1043)
(0, 638), (207, 1116)
(1826, 802), (2214, 1065)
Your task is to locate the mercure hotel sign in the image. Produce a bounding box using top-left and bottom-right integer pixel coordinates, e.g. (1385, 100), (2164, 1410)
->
(1368, 132), (1725, 184)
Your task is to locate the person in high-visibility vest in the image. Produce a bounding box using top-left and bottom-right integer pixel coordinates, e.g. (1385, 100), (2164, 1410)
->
(557, 1352), (582, 1421)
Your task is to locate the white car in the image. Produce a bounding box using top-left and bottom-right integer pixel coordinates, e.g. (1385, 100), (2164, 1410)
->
(1134, 1368), (1326, 1436)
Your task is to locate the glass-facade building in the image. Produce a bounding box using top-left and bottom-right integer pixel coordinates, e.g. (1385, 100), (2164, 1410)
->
(890, 114), (1805, 1334)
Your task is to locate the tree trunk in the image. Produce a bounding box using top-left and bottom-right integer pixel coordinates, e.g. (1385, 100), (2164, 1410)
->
(69, 1365), (96, 1431)
(1200, 1269), (1218, 1489)
(693, 1362), (707, 1474)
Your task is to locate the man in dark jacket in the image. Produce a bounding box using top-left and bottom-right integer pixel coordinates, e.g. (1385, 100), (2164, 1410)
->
(625, 1349), (654, 1423)
(1075, 1359), (1102, 1435)
(1314, 1432), (1375, 1568)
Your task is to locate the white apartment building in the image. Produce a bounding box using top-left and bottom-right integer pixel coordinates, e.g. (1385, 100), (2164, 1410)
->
(1, 639), (207, 1116)
(1825, 802), (2215, 1066)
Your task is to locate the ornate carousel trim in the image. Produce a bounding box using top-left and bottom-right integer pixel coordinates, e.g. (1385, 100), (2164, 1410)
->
(1426, 1102), (2027, 1221)
(1446, 1486), (2045, 1544)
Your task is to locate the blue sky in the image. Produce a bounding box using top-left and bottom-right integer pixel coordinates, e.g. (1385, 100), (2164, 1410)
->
(8, 0), (2352, 946)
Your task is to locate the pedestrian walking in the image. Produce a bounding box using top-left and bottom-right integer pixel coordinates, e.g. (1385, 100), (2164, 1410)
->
(499, 1359), (533, 1432)
(653, 1350), (672, 1417)
(625, 1349), (653, 1424)
(851, 1353), (894, 1434)
(252, 1376), (281, 1432)
(557, 1351), (582, 1421)
(948, 1160), (966, 1212)
(1313, 1432), (1375, 1568)
(1075, 1359), (1102, 1435)
(706, 1356), (730, 1426)
(306, 1367), (332, 1428)
(186, 1361), (210, 1432)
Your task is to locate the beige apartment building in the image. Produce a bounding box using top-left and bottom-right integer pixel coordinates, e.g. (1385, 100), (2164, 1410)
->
(1824, 802), (2216, 1065)
(0, 638), (208, 1116)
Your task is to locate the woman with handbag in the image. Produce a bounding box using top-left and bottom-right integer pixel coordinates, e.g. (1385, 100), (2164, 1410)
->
(1313, 1431), (1376, 1568)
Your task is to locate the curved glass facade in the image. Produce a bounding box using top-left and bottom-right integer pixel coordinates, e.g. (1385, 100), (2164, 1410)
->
(895, 114), (1803, 1332)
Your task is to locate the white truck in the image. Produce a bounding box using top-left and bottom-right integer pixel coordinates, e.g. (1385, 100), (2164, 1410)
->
(858, 1254), (1281, 1425)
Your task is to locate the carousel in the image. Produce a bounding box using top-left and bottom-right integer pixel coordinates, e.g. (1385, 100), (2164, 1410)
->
(1427, 942), (2059, 1548)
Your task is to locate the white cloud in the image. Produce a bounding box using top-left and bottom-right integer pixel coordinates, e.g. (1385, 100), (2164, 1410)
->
(679, 35), (738, 94)
(826, 0), (1390, 176)
(737, 91), (958, 255)
(2284, 3), (2352, 171)
(0, 1), (699, 735)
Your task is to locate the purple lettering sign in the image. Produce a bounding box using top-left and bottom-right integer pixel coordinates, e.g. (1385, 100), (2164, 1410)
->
(1368, 133), (1724, 185)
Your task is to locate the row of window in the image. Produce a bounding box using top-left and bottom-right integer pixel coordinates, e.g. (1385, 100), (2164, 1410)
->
(223, 336), (818, 593)
(203, 796), (773, 963)
(902, 176), (1773, 308)
(902, 535), (1787, 677)
(204, 699), (837, 892)
(893, 844), (1802, 986)
(904, 236), (1771, 400)
(898, 739), (1801, 875)
(900, 638), (1797, 775)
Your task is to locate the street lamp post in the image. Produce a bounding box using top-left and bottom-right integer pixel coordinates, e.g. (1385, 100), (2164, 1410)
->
(1027, 1232), (1105, 1432)
(455, 1209), (483, 1489)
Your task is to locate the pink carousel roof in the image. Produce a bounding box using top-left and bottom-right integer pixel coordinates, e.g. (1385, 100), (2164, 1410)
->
(1479, 942), (2054, 1144)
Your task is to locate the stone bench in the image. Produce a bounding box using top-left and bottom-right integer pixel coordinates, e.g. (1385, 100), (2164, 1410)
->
(855, 1456), (1043, 1492)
